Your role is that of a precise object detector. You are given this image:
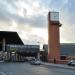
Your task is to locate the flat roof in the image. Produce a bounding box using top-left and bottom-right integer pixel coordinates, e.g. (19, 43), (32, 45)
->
(0, 31), (24, 45)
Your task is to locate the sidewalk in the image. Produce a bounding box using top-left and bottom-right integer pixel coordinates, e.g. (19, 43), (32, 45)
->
(42, 62), (75, 70)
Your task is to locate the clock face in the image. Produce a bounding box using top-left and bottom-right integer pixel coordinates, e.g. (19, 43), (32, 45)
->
(50, 12), (59, 21)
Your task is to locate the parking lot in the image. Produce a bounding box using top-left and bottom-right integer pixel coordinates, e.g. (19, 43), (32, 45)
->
(0, 62), (75, 75)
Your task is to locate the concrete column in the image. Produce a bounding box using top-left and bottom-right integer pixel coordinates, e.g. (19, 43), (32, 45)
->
(37, 52), (40, 60)
(2, 38), (6, 52)
(1, 38), (6, 60)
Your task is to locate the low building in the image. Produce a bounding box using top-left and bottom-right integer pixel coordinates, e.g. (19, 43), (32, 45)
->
(43, 44), (75, 61)
(0, 31), (24, 61)
(60, 43), (75, 60)
(6, 44), (40, 57)
(0, 31), (40, 61)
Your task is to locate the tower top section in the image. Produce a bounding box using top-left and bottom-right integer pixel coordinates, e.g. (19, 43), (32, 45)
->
(48, 11), (61, 26)
(48, 11), (59, 21)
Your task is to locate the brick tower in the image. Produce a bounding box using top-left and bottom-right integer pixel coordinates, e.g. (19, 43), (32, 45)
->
(48, 11), (61, 63)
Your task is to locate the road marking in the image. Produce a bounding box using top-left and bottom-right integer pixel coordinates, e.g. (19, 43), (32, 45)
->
(0, 72), (6, 75)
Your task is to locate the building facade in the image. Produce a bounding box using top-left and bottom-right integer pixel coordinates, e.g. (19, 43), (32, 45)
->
(43, 44), (75, 62)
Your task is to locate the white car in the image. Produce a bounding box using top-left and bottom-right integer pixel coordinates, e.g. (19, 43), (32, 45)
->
(67, 60), (75, 66)
(30, 59), (41, 65)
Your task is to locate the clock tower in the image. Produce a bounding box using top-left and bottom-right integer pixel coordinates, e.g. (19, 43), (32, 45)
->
(48, 11), (61, 63)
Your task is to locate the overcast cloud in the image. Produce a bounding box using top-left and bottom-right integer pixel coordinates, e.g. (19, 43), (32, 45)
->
(60, 0), (75, 43)
(0, 0), (75, 44)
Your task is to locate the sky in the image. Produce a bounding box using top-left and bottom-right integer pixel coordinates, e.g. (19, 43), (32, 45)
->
(0, 0), (75, 45)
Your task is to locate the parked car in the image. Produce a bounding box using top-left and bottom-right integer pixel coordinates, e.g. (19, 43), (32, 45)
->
(30, 59), (41, 65)
(67, 60), (75, 66)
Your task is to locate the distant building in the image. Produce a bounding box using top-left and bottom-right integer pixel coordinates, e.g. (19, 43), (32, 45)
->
(43, 43), (75, 61)
(60, 43), (75, 60)
(6, 44), (40, 57)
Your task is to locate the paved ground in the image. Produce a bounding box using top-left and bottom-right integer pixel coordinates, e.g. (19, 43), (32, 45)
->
(0, 62), (75, 75)
(42, 62), (75, 70)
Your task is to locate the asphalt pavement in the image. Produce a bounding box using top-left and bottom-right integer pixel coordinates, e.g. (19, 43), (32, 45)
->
(0, 62), (75, 75)
(42, 62), (75, 70)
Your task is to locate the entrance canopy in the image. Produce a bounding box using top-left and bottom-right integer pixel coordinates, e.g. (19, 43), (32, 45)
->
(0, 31), (24, 45)
(0, 31), (24, 51)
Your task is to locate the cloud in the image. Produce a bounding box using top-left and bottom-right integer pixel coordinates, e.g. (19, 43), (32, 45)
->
(38, 0), (68, 11)
(0, 0), (47, 29)
(18, 30), (46, 45)
(0, 0), (75, 44)
(60, 0), (75, 43)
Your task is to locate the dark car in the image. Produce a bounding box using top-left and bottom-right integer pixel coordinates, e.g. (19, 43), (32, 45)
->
(67, 60), (75, 66)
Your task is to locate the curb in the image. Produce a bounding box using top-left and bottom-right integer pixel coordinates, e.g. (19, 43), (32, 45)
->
(42, 63), (75, 70)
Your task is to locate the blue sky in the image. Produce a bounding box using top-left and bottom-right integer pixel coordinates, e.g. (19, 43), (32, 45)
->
(0, 0), (75, 44)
